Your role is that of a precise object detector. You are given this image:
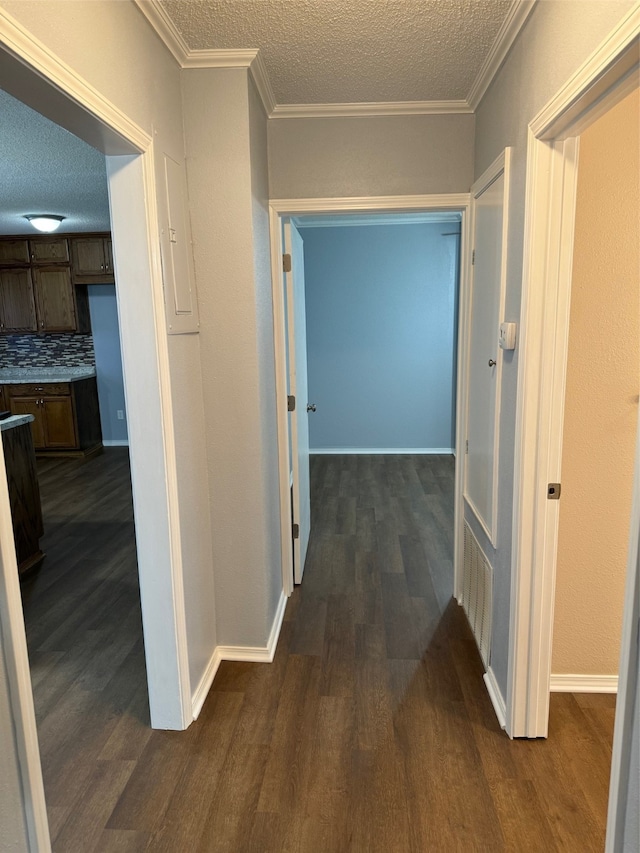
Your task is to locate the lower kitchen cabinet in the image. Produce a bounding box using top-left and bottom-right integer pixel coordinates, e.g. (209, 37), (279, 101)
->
(7, 379), (102, 457)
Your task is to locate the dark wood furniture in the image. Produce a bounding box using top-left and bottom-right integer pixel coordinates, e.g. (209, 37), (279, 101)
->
(2, 417), (44, 576)
(70, 236), (114, 283)
(4, 378), (103, 458)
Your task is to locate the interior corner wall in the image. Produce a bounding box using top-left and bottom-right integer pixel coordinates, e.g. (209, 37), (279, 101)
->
(1, 0), (219, 714)
(182, 66), (281, 648)
(267, 113), (475, 199)
(468, 0), (636, 696)
(552, 89), (639, 677)
(300, 223), (457, 451)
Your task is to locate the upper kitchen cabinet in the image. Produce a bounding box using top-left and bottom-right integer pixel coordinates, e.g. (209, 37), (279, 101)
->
(0, 268), (37, 332)
(32, 266), (89, 333)
(29, 238), (70, 264)
(0, 239), (30, 265)
(70, 235), (114, 283)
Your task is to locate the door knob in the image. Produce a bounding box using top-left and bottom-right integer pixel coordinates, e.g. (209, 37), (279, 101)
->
(307, 403), (317, 413)
(488, 359), (496, 367)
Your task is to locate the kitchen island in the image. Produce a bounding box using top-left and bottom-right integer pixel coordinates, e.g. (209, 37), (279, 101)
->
(1, 414), (44, 576)
(0, 367), (102, 459)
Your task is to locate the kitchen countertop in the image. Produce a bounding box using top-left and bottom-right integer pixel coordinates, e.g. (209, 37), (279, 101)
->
(0, 414), (35, 432)
(0, 367), (96, 384)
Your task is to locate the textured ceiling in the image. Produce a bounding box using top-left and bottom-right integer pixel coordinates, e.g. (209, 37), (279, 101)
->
(0, 88), (110, 236)
(160, 0), (514, 104)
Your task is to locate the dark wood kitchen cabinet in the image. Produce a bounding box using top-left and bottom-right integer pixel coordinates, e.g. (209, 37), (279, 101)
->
(2, 418), (44, 576)
(0, 268), (37, 332)
(70, 236), (114, 283)
(29, 238), (70, 264)
(0, 240), (30, 265)
(7, 379), (102, 457)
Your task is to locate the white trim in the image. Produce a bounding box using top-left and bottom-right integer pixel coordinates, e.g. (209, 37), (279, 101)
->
(310, 448), (454, 455)
(0, 7), (150, 153)
(191, 649), (223, 720)
(217, 591), (288, 664)
(102, 439), (130, 447)
(295, 212), (461, 228)
(131, 0), (189, 65)
(0, 436), (50, 852)
(132, 0), (540, 120)
(270, 193), (470, 608)
(510, 7), (640, 743)
(191, 590), (288, 719)
(483, 668), (507, 731)
(270, 100), (472, 119)
(467, 1), (538, 110)
(531, 6), (640, 140)
(550, 675), (619, 694)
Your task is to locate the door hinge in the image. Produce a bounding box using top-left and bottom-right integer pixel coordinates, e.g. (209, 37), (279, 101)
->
(292, 523), (300, 540)
(472, 249), (476, 265)
(283, 253), (292, 273)
(547, 483), (561, 500)
(287, 395), (296, 412)
(465, 439), (469, 454)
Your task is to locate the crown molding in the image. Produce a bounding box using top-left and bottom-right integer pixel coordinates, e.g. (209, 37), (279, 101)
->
(467, 0), (538, 111)
(270, 100), (472, 119)
(132, 0), (189, 65)
(134, 0), (537, 119)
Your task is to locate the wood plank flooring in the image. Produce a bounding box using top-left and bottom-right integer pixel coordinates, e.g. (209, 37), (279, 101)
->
(23, 451), (615, 851)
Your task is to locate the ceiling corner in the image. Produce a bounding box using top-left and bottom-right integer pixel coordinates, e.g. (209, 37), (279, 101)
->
(467, 0), (538, 111)
(132, 0), (189, 66)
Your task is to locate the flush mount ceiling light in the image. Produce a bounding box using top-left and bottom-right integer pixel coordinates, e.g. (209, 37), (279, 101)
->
(25, 215), (65, 233)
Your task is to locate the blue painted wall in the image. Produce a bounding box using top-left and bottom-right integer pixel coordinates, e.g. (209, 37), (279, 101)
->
(87, 284), (128, 445)
(299, 223), (458, 451)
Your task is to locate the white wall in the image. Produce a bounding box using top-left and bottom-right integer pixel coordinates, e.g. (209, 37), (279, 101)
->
(0, 0), (217, 715)
(181, 67), (282, 648)
(268, 113), (475, 198)
(470, 0), (636, 694)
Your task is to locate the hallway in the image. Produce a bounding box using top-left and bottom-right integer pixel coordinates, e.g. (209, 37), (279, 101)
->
(27, 453), (614, 851)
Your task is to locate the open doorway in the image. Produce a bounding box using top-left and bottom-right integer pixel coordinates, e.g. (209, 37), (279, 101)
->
(271, 200), (469, 601)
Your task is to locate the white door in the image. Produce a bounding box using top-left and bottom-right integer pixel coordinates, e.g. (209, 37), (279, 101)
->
(464, 149), (511, 544)
(284, 220), (312, 583)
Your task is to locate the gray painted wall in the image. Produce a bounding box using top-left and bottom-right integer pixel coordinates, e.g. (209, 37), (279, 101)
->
(469, 0), (636, 694)
(87, 284), (128, 444)
(300, 222), (457, 451)
(623, 663), (639, 850)
(0, 642), (29, 852)
(182, 67), (282, 647)
(268, 113), (475, 198)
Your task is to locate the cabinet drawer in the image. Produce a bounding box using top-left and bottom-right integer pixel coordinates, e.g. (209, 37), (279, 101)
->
(9, 383), (71, 397)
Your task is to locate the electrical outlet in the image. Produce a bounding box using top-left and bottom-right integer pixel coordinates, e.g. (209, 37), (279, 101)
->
(117, 410), (124, 420)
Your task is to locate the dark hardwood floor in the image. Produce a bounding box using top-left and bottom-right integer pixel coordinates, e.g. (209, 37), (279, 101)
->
(23, 451), (615, 851)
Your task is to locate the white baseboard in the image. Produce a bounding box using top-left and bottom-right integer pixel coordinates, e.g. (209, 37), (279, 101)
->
(191, 590), (288, 719)
(102, 439), (129, 447)
(484, 667), (507, 731)
(310, 448), (454, 455)
(550, 674), (618, 693)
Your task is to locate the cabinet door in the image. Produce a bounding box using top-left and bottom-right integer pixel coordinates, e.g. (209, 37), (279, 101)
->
(42, 397), (77, 448)
(9, 398), (46, 448)
(32, 267), (77, 332)
(0, 268), (37, 332)
(0, 240), (29, 265)
(104, 239), (114, 275)
(29, 238), (69, 264)
(71, 238), (105, 275)
(0, 386), (6, 412)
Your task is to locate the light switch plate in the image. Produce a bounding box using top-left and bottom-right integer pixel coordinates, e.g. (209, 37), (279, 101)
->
(499, 322), (517, 350)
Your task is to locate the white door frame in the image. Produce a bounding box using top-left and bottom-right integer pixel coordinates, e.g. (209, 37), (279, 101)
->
(509, 6), (639, 740)
(269, 194), (470, 598)
(0, 11), (193, 847)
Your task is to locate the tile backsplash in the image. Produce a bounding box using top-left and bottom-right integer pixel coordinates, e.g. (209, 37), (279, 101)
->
(0, 334), (95, 368)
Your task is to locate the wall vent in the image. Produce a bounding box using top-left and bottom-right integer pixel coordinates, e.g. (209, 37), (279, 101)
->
(462, 520), (493, 667)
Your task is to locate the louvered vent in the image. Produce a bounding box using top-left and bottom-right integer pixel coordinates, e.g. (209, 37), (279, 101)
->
(462, 520), (493, 667)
